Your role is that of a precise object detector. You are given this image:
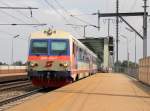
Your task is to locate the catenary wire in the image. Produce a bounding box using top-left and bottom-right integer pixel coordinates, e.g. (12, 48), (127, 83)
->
(0, 1), (42, 24)
(43, 0), (83, 37)
(53, 0), (98, 38)
(54, 0), (95, 26)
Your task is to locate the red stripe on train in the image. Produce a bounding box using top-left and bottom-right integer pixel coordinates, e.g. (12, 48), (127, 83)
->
(28, 56), (70, 61)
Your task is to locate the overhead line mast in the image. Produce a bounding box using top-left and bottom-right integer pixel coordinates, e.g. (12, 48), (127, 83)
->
(116, 0), (119, 63)
(143, 0), (148, 57)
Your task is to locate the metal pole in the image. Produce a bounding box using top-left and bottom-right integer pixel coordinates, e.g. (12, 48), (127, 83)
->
(27, 34), (31, 57)
(11, 38), (13, 65)
(135, 33), (137, 67)
(11, 35), (19, 65)
(98, 10), (100, 31)
(83, 25), (87, 38)
(127, 38), (129, 72)
(120, 35), (129, 73)
(116, 0), (119, 63)
(143, 0), (148, 57)
(125, 27), (137, 67)
(108, 19), (110, 37)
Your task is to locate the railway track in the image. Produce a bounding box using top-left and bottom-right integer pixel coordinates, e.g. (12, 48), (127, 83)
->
(0, 80), (32, 91)
(0, 79), (42, 109)
(0, 88), (42, 107)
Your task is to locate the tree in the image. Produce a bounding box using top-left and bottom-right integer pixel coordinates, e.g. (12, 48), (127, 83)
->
(13, 61), (23, 66)
(0, 62), (3, 65)
(0, 62), (7, 65)
(114, 60), (122, 67)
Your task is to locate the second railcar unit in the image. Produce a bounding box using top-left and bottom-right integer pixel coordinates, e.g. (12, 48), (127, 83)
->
(28, 29), (98, 87)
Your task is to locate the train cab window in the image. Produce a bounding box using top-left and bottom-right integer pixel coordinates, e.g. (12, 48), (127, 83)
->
(50, 40), (68, 55)
(31, 40), (48, 55)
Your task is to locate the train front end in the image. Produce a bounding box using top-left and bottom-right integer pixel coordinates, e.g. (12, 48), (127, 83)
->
(28, 30), (72, 88)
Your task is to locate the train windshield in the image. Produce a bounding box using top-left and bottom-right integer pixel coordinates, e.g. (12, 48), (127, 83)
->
(31, 40), (48, 55)
(50, 40), (68, 55)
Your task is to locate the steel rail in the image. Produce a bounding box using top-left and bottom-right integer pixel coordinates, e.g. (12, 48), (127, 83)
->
(0, 88), (42, 106)
(0, 82), (32, 91)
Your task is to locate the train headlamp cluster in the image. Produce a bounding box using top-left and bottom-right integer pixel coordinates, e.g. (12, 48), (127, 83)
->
(30, 63), (38, 67)
(59, 63), (68, 68)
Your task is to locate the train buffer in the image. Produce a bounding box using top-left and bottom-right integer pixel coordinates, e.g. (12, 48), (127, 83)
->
(6, 73), (150, 111)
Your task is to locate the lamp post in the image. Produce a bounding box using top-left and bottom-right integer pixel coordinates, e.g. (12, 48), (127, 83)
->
(134, 33), (137, 67)
(11, 35), (19, 65)
(126, 27), (136, 67)
(120, 35), (129, 72)
(27, 34), (31, 57)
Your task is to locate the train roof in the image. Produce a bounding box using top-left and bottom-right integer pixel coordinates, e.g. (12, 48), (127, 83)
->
(30, 29), (97, 58)
(31, 29), (71, 39)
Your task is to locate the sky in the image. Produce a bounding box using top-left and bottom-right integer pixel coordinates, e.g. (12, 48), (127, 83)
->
(0, 0), (150, 64)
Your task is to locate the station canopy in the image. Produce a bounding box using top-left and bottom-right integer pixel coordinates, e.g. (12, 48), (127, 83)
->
(78, 37), (106, 62)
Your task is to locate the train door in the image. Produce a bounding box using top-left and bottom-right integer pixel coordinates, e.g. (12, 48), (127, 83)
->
(72, 42), (78, 78)
(89, 55), (92, 75)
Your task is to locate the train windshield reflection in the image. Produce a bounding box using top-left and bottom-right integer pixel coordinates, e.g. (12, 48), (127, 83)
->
(50, 41), (68, 55)
(31, 40), (48, 55)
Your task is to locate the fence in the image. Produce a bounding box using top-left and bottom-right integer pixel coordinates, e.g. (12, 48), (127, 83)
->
(113, 66), (138, 79)
(0, 65), (27, 74)
(139, 57), (150, 85)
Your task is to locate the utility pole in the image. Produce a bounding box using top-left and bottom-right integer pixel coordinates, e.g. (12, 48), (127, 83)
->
(116, 0), (119, 63)
(11, 35), (19, 65)
(83, 25), (87, 38)
(135, 33), (137, 67)
(98, 10), (100, 31)
(108, 19), (110, 37)
(120, 35), (129, 73)
(104, 19), (114, 37)
(143, 0), (148, 57)
(126, 27), (137, 67)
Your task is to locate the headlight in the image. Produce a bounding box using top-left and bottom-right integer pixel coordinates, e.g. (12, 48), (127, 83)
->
(30, 63), (38, 67)
(63, 63), (68, 67)
(60, 63), (68, 68)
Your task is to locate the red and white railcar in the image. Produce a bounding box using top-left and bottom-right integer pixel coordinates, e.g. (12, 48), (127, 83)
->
(28, 29), (98, 87)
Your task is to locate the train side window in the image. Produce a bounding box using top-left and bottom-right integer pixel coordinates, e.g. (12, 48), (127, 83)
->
(93, 58), (96, 64)
(81, 49), (85, 61)
(78, 48), (82, 61)
(84, 52), (89, 62)
(83, 51), (86, 61)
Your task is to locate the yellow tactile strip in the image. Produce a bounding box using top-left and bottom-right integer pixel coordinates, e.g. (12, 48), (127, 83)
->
(7, 73), (150, 111)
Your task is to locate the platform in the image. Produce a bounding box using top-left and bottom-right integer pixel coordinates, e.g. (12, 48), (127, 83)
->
(0, 73), (27, 83)
(7, 73), (150, 111)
